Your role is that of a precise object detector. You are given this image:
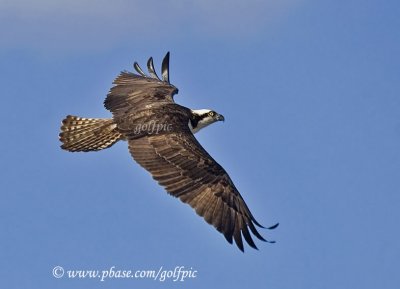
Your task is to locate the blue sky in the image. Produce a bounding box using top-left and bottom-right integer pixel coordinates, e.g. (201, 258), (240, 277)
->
(1, 0), (400, 288)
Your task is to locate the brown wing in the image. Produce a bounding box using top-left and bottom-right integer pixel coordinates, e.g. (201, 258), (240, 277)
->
(104, 52), (178, 118)
(128, 130), (277, 251)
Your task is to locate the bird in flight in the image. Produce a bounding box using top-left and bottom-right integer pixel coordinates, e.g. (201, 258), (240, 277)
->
(59, 52), (278, 251)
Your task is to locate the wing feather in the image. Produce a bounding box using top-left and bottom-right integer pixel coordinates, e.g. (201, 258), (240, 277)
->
(104, 53), (178, 117)
(133, 62), (147, 77)
(210, 196), (223, 227)
(233, 214), (244, 251)
(161, 52), (170, 83)
(147, 57), (160, 80)
(127, 131), (276, 251)
(241, 222), (257, 250)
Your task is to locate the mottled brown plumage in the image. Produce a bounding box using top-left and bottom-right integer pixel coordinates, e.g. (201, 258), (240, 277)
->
(59, 52), (277, 251)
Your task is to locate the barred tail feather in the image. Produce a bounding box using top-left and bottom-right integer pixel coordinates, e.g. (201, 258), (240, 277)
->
(59, 115), (123, 152)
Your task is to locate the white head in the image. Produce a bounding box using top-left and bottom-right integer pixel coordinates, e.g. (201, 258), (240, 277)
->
(189, 109), (225, 134)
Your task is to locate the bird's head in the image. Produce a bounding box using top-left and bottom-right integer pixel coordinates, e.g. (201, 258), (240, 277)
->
(189, 109), (225, 134)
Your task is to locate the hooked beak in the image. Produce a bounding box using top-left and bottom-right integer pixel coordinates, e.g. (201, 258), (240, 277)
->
(216, 114), (225, 122)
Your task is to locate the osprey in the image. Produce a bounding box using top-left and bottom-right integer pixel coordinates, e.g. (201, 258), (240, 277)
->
(59, 52), (278, 251)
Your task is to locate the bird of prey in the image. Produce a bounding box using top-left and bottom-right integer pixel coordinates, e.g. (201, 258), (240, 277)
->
(59, 52), (278, 251)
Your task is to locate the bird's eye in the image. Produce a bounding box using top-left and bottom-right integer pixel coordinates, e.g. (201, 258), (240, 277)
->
(209, 111), (215, 117)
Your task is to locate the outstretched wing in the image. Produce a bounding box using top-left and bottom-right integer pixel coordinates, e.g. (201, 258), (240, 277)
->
(128, 129), (278, 251)
(104, 52), (178, 117)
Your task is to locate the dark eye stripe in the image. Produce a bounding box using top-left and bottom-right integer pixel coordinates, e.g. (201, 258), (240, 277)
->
(196, 113), (208, 120)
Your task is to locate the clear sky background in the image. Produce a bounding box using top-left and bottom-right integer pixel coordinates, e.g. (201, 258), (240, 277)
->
(1, 0), (399, 288)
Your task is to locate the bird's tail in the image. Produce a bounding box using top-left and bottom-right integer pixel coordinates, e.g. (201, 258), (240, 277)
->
(59, 115), (124, 152)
